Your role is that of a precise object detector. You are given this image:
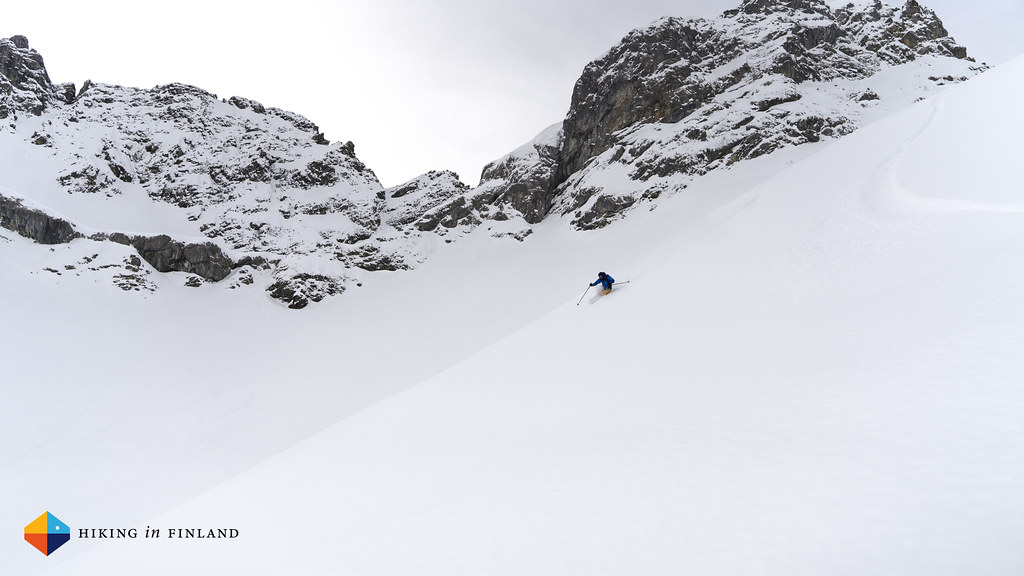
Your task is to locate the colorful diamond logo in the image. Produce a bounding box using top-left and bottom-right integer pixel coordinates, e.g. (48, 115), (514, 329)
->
(24, 511), (70, 556)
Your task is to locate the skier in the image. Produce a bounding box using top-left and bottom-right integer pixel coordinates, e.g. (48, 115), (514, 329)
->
(590, 271), (615, 295)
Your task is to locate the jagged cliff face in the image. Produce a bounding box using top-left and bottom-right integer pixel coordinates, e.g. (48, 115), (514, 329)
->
(544, 0), (980, 228)
(399, 0), (981, 232)
(562, 0), (968, 171)
(0, 35), (75, 118)
(0, 0), (985, 307)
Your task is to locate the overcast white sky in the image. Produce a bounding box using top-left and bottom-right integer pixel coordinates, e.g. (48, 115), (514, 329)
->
(5, 0), (1023, 186)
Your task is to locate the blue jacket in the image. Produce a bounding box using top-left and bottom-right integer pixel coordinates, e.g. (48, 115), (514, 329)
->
(591, 274), (615, 290)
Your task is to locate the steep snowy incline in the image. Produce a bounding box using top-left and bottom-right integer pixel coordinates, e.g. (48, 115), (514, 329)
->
(0, 207), (621, 574)
(41, 56), (1024, 575)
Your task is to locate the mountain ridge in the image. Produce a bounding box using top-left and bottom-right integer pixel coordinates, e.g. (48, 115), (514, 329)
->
(0, 0), (982, 307)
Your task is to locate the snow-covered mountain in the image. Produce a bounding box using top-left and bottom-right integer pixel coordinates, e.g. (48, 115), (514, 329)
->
(13, 40), (1024, 576)
(4, 1), (1022, 574)
(410, 0), (984, 230)
(0, 0), (982, 307)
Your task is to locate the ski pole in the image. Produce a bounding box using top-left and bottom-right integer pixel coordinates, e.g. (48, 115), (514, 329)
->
(576, 285), (591, 306)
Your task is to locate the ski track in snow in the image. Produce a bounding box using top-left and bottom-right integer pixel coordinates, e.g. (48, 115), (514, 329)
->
(874, 99), (1024, 216)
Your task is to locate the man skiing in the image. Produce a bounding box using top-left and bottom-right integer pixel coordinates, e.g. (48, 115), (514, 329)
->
(591, 271), (615, 295)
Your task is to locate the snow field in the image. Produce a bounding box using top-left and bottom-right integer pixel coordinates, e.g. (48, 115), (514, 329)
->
(21, 57), (1024, 575)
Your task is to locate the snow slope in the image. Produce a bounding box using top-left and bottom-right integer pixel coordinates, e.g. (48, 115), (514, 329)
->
(14, 54), (1024, 575)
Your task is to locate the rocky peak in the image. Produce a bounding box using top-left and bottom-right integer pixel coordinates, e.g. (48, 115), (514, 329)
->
(0, 36), (50, 91)
(384, 170), (469, 230)
(835, 0), (968, 62)
(349, 0), (978, 239)
(0, 36), (74, 118)
(737, 0), (832, 16)
(556, 18), (717, 184)
(531, 0), (975, 228)
(0, 39), (500, 306)
(476, 123), (563, 224)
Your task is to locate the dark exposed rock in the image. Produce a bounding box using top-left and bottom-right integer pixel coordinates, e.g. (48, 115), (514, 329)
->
(112, 258), (157, 291)
(0, 35), (65, 115)
(341, 245), (410, 272)
(108, 232), (132, 245)
(151, 82), (218, 102)
(103, 149), (133, 182)
(557, 20), (719, 186)
(77, 229), (235, 282)
(561, 1), (862, 183)
(0, 194), (81, 244)
(491, 228), (533, 242)
(756, 91), (803, 111)
(77, 79), (94, 98)
(384, 170), (471, 230)
(292, 160), (338, 188)
(413, 195), (475, 231)
(439, 196), (478, 229)
(54, 82), (75, 104)
(267, 274), (344, 309)
(858, 88), (881, 101)
(232, 255), (270, 270)
(227, 95), (266, 114)
(477, 127), (563, 224)
(835, 0), (970, 63)
(573, 194), (638, 230)
(58, 165), (116, 195)
(739, 0), (832, 15)
(209, 150), (275, 184)
(415, 213), (443, 232)
(127, 234), (233, 282)
(0, 36), (51, 91)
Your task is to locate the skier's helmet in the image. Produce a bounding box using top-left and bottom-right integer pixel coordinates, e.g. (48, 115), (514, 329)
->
(598, 272), (606, 277)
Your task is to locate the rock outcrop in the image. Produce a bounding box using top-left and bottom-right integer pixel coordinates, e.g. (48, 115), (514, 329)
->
(380, 0), (980, 233)
(551, 0), (977, 226)
(107, 234), (234, 282)
(0, 192), (233, 281)
(496, 0), (978, 229)
(0, 194), (81, 244)
(0, 36), (74, 119)
(476, 123), (564, 224)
